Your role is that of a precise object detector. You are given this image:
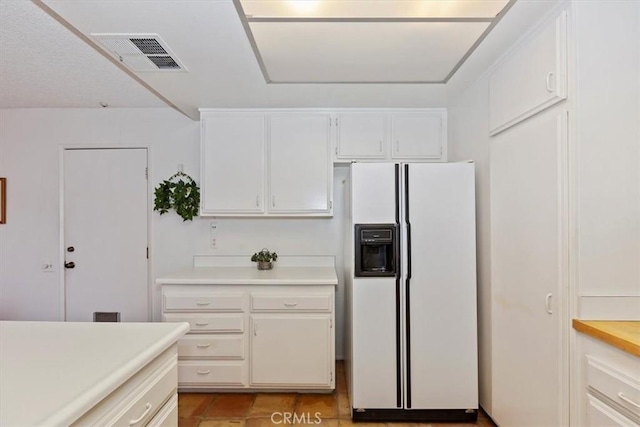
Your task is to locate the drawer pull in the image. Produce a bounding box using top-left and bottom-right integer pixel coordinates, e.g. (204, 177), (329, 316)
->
(195, 322), (209, 326)
(196, 343), (211, 348)
(284, 302), (298, 307)
(196, 301), (211, 306)
(129, 402), (152, 426)
(618, 392), (640, 409)
(197, 370), (211, 375)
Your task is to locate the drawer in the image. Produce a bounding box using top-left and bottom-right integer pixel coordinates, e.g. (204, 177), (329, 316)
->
(178, 335), (244, 359)
(147, 393), (178, 427)
(587, 356), (640, 418)
(164, 292), (244, 312)
(164, 313), (244, 333)
(588, 394), (640, 427)
(110, 364), (176, 427)
(178, 361), (246, 386)
(251, 294), (332, 312)
(72, 346), (177, 426)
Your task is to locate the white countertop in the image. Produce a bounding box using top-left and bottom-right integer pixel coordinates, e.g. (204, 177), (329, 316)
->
(155, 266), (338, 286)
(0, 321), (189, 427)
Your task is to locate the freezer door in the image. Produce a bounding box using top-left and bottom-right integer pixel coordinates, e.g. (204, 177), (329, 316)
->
(351, 277), (401, 409)
(351, 163), (397, 224)
(404, 163), (478, 410)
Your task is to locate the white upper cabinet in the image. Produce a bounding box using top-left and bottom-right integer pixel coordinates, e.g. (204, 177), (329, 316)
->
(334, 109), (447, 162)
(335, 113), (387, 159)
(391, 111), (445, 159)
(200, 110), (333, 217)
(201, 114), (265, 215)
(489, 11), (568, 135)
(269, 114), (332, 214)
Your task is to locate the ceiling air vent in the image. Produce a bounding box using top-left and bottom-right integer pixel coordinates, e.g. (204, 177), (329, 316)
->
(91, 34), (186, 72)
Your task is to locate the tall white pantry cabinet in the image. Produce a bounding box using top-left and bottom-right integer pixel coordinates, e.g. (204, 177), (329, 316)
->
(476, 2), (640, 427)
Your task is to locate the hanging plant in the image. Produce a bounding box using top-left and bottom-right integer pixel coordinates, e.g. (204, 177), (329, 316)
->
(153, 171), (200, 221)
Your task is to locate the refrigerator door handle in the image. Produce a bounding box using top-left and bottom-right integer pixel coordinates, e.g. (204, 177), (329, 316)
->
(404, 163), (412, 409)
(395, 277), (402, 408)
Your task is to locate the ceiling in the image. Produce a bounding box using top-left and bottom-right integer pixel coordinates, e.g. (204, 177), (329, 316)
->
(237, 0), (512, 84)
(0, 0), (558, 121)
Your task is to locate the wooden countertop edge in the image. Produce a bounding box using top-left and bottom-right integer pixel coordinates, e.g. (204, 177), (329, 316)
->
(572, 319), (640, 357)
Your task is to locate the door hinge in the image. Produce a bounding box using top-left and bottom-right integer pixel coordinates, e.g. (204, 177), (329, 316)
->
(330, 318), (333, 328)
(335, 147), (338, 155)
(330, 371), (333, 382)
(330, 201), (333, 210)
(146, 247), (149, 259)
(145, 167), (148, 179)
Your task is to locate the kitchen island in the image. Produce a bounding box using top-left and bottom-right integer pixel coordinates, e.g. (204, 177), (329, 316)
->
(156, 256), (338, 392)
(0, 321), (189, 427)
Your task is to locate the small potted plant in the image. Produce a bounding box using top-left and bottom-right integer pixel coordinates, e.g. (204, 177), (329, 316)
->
(251, 248), (278, 270)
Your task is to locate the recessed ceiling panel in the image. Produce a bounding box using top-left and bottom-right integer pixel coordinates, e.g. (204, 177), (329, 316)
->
(241, 0), (509, 19)
(249, 22), (490, 83)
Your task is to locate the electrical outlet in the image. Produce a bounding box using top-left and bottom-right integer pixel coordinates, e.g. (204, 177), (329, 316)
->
(42, 262), (55, 272)
(210, 221), (218, 249)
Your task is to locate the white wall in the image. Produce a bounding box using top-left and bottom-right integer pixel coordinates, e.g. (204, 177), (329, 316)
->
(448, 78), (493, 413)
(0, 107), (347, 358)
(572, 0), (640, 311)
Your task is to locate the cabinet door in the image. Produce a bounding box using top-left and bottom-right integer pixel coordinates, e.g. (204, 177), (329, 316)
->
(336, 113), (387, 159)
(250, 315), (332, 387)
(391, 112), (444, 160)
(489, 11), (568, 135)
(269, 114), (332, 214)
(490, 109), (568, 426)
(201, 115), (265, 214)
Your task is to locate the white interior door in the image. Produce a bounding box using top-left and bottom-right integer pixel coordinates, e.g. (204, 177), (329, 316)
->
(63, 148), (148, 322)
(490, 110), (567, 426)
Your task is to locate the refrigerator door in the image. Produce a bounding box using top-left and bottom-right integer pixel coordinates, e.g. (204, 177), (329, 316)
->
(351, 163), (398, 224)
(350, 162), (403, 410)
(351, 277), (401, 409)
(403, 163), (478, 410)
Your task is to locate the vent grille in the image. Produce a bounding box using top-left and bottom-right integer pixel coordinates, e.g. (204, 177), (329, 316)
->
(148, 56), (180, 69)
(130, 38), (168, 55)
(91, 33), (186, 72)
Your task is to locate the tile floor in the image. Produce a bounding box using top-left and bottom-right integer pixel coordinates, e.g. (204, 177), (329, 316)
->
(178, 362), (496, 427)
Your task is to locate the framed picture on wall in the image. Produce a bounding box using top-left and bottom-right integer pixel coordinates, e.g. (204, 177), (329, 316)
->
(0, 178), (5, 224)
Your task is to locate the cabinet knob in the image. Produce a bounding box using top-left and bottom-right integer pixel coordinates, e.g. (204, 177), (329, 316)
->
(272, 196), (276, 207)
(67, 246), (75, 252)
(64, 261), (75, 269)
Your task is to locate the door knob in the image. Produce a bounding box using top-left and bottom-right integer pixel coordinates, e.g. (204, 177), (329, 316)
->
(65, 261), (75, 269)
(67, 246), (75, 252)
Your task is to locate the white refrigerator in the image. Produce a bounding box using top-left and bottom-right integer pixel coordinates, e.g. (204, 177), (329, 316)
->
(344, 162), (478, 422)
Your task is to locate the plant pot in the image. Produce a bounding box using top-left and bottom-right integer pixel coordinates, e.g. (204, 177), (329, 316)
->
(257, 261), (273, 270)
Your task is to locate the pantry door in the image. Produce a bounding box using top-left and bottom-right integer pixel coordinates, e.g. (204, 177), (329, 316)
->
(62, 148), (149, 322)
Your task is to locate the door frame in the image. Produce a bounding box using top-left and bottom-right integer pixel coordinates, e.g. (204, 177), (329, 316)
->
(58, 144), (152, 321)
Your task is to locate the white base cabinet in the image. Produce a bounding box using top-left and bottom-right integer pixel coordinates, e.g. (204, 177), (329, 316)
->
(578, 335), (640, 427)
(162, 284), (336, 391)
(250, 315), (332, 387)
